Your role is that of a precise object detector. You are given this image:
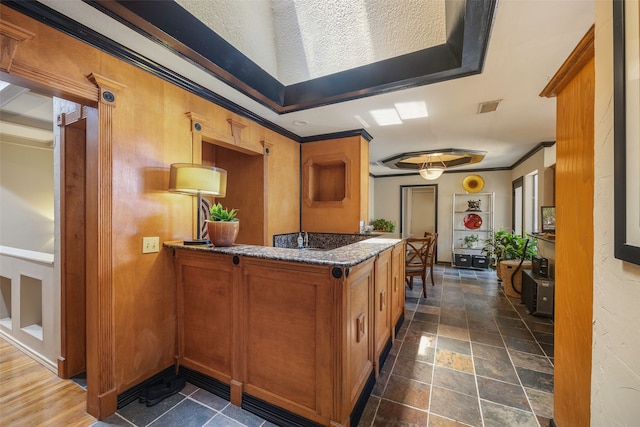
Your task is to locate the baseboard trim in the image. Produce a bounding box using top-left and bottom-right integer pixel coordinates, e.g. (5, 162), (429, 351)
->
(242, 394), (323, 427)
(350, 370), (376, 427)
(379, 337), (393, 370)
(174, 365), (375, 427)
(178, 365), (231, 401)
(394, 313), (405, 336)
(117, 366), (175, 409)
(0, 330), (57, 374)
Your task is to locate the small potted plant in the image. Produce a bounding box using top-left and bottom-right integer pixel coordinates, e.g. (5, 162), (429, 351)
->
(463, 234), (479, 248)
(207, 202), (239, 247)
(369, 218), (396, 233)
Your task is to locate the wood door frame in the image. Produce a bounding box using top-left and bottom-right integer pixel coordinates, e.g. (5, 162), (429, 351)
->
(58, 107), (89, 380)
(1, 18), (124, 417)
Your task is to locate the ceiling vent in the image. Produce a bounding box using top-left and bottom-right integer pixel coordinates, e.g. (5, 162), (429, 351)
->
(477, 99), (502, 114)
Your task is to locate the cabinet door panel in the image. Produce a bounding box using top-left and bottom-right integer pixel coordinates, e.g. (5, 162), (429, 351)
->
(179, 257), (234, 382)
(374, 249), (392, 369)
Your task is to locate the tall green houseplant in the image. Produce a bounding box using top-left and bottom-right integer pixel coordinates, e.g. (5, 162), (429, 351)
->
(482, 228), (537, 270)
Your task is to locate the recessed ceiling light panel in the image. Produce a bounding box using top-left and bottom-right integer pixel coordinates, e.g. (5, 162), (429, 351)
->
(394, 101), (429, 120)
(370, 108), (402, 126)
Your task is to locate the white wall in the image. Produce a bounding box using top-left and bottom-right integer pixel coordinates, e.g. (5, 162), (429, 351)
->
(591, 2), (640, 424)
(511, 146), (557, 235)
(0, 141), (54, 253)
(372, 170), (512, 263)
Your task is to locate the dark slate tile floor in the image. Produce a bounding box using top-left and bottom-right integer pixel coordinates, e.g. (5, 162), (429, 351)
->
(92, 266), (554, 427)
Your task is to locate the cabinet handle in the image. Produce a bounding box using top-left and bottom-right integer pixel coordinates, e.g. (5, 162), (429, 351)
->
(356, 313), (365, 343)
(380, 289), (386, 311)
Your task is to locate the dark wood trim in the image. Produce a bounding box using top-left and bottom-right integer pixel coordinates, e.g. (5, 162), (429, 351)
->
(300, 129), (373, 144)
(2, 0), (300, 142)
(242, 394), (324, 427)
(373, 141), (555, 178)
(510, 141), (556, 169)
(349, 371), (376, 427)
(394, 313), (405, 336)
(83, 0), (496, 113)
(4, 0), (496, 113)
(179, 365), (231, 401)
(372, 167), (511, 178)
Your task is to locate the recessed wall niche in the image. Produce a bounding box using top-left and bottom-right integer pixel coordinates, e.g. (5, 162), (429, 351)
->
(20, 274), (43, 340)
(0, 276), (11, 330)
(303, 154), (350, 207)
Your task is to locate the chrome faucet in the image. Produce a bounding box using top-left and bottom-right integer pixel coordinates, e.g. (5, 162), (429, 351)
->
(304, 232), (309, 248)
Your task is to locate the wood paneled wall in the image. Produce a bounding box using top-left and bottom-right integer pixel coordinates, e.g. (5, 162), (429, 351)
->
(301, 136), (369, 233)
(541, 26), (594, 427)
(0, 5), (300, 418)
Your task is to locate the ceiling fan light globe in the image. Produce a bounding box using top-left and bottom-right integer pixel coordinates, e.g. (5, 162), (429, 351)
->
(419, 167), (445, 180)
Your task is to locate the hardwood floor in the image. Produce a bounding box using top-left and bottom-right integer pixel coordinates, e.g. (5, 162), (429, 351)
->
(0, 337), (95, 427)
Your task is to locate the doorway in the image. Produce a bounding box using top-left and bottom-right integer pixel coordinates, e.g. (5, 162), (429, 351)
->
(400, 184), (438, 260)
(0, 80), (92, 383)
(57, 101), (90, 382)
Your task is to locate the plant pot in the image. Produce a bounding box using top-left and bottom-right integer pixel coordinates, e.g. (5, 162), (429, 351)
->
(206, 220), (239, 247)
(499, 260), (532, 298)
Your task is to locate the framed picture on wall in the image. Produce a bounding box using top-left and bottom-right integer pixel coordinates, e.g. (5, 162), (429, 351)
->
(613, 0), (640, 265)
(541, 206), (556, 234)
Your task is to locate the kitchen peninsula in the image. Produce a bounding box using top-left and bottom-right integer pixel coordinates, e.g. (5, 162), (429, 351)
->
(166, 235), (405, 427)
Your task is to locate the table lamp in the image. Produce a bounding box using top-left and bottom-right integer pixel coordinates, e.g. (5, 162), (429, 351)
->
(169, 163), (227, 244)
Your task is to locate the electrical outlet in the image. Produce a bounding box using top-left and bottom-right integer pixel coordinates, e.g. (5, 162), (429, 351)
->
(142, 236), (160, 254)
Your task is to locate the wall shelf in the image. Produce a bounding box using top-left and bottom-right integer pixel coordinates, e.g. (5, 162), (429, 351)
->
(451, 192), (494, 269)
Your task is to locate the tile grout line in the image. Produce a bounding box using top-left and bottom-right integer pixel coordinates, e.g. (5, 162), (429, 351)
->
(461, 272), (487, 427)
(497, 292), (547, 427)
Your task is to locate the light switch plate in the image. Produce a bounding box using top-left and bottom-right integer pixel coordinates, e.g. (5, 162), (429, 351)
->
(142, 236), (159, 253)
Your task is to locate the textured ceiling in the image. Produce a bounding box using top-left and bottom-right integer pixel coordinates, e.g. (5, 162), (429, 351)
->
(175, 0), (446, 85)
(5, 0), (596, 175)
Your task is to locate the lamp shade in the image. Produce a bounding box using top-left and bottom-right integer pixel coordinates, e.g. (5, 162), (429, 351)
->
(169, 163), (227, 196)
(419, 166), (445, 180)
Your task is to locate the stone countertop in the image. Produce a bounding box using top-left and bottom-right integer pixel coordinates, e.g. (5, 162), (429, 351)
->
(165, 235), (404, 267)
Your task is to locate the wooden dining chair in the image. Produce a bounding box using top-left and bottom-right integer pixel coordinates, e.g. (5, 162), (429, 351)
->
(424, 232), (439, 286)
(405, 237), (433, 298)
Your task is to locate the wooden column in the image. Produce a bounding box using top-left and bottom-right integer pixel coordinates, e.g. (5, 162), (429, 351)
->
(85, 73), (126, 419)
(540, 26), (594, 427)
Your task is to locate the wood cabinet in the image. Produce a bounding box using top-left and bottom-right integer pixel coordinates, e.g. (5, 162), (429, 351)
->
(173, 242), (403, 426)
(373, 248), (392, 377)
(301, 135), (369, 233)
(390, 241), (406, 337)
